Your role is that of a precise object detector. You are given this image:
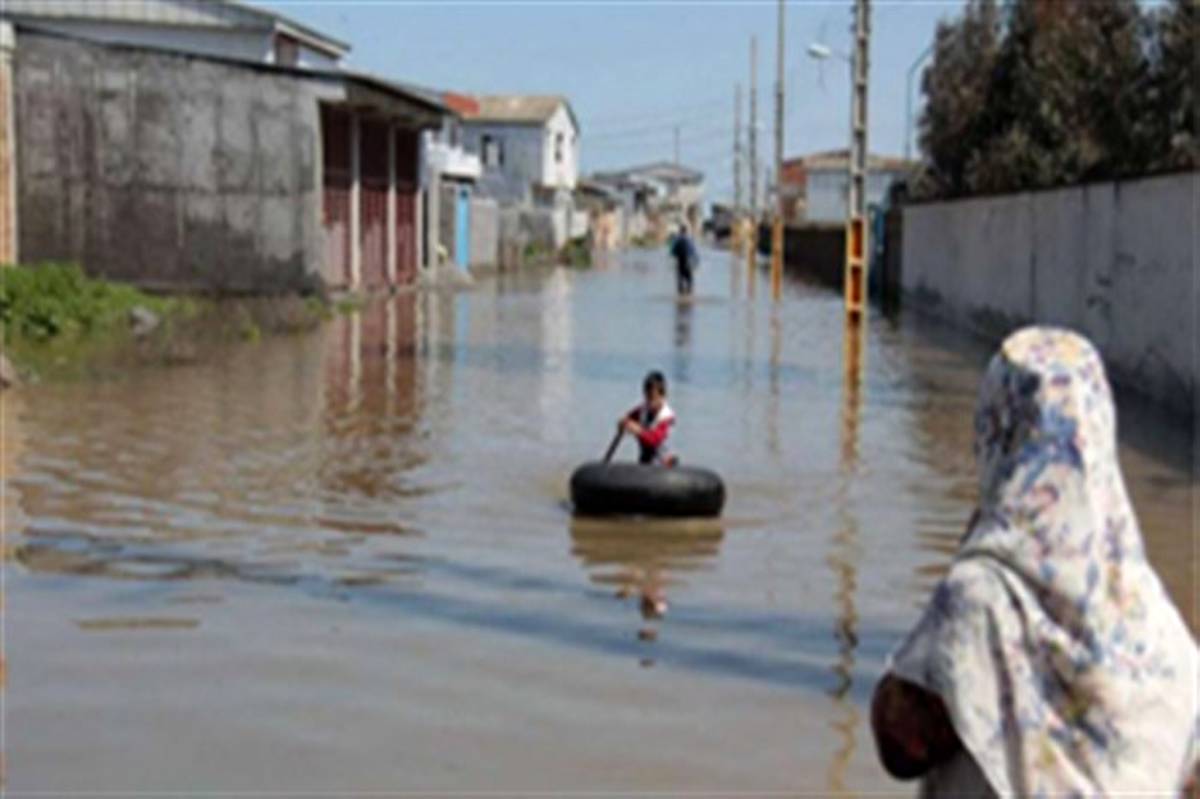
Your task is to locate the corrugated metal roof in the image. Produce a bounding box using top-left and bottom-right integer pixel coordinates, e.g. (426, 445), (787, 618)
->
(0, 0), (349, 55)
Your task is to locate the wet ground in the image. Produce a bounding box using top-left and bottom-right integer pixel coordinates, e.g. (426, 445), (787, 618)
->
(3, 247), (1195, 796)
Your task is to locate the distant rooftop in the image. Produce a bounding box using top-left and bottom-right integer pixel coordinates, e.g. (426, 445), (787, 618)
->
(462, 95), (578, 130)
(784, 148), (913, 173)
(593, 162), (705, 185)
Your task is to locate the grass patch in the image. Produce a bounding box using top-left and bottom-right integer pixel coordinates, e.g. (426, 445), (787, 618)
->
(522, 241), (555, 265)
(560, 237), (592, 269)
(0, 263), (190, 343)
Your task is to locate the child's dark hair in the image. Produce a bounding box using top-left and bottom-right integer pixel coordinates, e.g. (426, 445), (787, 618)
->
(643, 370), (667, 395)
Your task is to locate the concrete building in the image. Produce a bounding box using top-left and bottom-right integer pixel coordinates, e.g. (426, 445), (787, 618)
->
(575, 179), (624, 250)
(6, 24), (445, 292)
(780, 149), (912, 226)
(591, 162), (705, 244)
(424, 91), (495, 272)
(460, 95), (580, 204)
(0, 0), (347, 69)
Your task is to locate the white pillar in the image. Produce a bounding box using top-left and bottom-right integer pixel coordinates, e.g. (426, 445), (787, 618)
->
(349, 112), (362, 289)
(426, 169), (442, 270)
(0, 21), (17, 266)
(386, 122), (397, 286)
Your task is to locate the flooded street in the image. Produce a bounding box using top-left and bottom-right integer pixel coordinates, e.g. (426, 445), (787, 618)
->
(4, 248), (1195, 795)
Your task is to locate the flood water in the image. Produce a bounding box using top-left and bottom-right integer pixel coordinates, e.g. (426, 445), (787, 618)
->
(3, 248), (1195, 796)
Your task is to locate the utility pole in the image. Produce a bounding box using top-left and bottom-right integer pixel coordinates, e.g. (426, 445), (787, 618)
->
(733, 83), (743, 230)
(845, 0), (870, 318)
(673, 124), (680, 166)
(770, 0), (785, 300)
(748, 36), (758, 224)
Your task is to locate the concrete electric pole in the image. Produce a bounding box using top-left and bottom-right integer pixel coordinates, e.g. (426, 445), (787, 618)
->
(845, 0), (871, 318)
(673, 124), (680, 166)
(734, 83), (743, 220)
(748, 36), (758, 224)
(770, 0), (785, 301)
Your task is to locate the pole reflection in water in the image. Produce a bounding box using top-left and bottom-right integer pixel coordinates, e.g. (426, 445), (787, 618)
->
(746, 239), (757, 300)
(826, 318), (865, 796)
(767, 307), (782, 459)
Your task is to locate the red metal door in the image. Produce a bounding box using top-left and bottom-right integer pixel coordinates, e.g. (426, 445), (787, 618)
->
(359, 119), (390, 291)
(320, 106), (352, 288)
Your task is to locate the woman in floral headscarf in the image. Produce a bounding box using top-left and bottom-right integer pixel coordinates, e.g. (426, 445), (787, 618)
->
(872, 327), (1197, 797)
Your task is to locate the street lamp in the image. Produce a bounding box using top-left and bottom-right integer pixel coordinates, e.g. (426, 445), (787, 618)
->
(806, 42), (842, 62)
(904, 42), (935, 163)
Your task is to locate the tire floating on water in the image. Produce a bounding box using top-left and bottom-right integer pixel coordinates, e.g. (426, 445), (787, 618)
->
(569, 462), (726, 518)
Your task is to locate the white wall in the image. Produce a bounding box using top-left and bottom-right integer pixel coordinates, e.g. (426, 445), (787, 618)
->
(293, 43), (338, 70)
(901, 172), (1197, 419)
(540, 104), (577, 190)
(808, 168), (904, 223)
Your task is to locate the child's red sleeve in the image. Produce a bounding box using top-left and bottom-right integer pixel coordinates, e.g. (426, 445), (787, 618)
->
(637, 418), (673, 448)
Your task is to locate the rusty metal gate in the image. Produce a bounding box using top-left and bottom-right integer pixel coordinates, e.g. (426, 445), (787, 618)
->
(321, 106), (352, 288)
(393, 129), (419, 286)
(359, 119), (390, 291)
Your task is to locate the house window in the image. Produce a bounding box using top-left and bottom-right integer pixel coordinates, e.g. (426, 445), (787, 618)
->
(482, 134), (503, 168)
(274, 33), (300, 67)
(554, 132), (565, 164)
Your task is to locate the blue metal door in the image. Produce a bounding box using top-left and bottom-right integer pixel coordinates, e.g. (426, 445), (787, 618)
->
(455, 188), (471, 268)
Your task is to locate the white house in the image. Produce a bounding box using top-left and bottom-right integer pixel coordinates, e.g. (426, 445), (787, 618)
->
(459, 95), (580, 205)
(0, 0), (348, 68)
(780, 149), (913, 226)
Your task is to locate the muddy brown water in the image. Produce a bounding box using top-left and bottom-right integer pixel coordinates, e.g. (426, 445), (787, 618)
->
(3, 248), (1195, 795)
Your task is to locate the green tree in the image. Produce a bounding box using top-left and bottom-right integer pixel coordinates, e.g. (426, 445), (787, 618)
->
(914, 0), (1001, 198)
(915, 0), (1185, 198)
(1149, 0), (1198, 168)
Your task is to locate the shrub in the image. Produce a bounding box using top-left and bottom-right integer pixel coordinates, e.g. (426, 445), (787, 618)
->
(0, 263), (177, 341)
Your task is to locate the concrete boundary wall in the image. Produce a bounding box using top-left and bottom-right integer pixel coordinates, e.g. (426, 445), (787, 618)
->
(901, 172), (1197, 421)
(13, 30), (333, 293)
(469, 196), (498, 269)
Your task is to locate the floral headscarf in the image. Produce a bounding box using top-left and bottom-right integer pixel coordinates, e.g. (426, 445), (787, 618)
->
(889, 326), (1197, 796)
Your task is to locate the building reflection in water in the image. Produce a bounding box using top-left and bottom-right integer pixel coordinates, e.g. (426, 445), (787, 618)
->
(319, 293), (425, 505)
(540, 269), (573, 448)
(826, 318), (865, 796)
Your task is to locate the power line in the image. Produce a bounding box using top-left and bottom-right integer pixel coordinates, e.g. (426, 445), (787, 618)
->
(583, 94), (729, 130)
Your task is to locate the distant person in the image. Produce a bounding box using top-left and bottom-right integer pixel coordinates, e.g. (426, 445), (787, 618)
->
(669, 224), (698, 296)
(871, 327), (1197, 797)
(618, 370), (678, 467)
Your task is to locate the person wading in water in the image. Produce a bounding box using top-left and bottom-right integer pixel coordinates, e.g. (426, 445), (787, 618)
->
(669, 224), (698, 296)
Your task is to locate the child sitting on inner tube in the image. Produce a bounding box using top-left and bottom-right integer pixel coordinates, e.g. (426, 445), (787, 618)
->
(619, 371), (678, 467)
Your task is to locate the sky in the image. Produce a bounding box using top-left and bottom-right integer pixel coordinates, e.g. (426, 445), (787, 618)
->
(261, 1), (964, 203)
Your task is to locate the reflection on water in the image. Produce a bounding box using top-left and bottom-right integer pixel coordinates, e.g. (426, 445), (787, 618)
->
(827, 319), (865, 796)
(2, 249), (1194, 794)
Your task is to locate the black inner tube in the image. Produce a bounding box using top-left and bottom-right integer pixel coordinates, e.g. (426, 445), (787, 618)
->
(570, 462), (725, 518)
